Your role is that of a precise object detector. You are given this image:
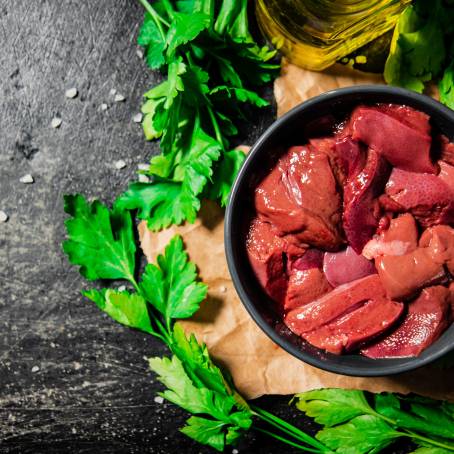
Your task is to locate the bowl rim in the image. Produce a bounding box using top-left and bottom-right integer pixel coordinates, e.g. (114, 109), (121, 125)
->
(224, 84), (454, 377)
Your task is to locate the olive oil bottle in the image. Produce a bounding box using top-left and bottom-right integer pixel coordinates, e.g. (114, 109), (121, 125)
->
(256, 0), (411, 71)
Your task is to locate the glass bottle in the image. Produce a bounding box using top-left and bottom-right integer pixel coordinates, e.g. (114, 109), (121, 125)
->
(256, 0), (411, 71)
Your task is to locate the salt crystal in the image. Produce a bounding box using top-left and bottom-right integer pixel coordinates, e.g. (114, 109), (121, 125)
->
(114, 93), (126, 102)
(31, 365), (40, 373)
(0, 211), (8, 222)
(115, 159), (126, 169)
(73, 361), (82, 370)
(133, 113), (143, 123)
(219, 286), (227, 293)
(138, 174), (150, 183)
(20, 174), (34, 184)
(137, 163), (150, 171)
(136, 49), (144, 59)
(50, 342), (56, 348)
(51, 117), (62, 128)
(65, 87), (78, 99)
(110, 88), (117, 96)
(118, 285), (126, 292)
(232, 450), (239, 454)
(100, 103), (108, 111)
(154, 396), (164, 404)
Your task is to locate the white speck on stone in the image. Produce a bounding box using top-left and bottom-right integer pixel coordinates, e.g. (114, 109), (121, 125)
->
(136, 49), (144, 59)
(20, 174), (34, 184)
(137, 163), (150, 171)
(50, 342), (56, 348)
(219, 286), (227, 293)
(118, 285), (126, 292)
(100, 103), (108, 111)
(51, 117), (62, 128)
(31, 365), (40, 373)
(65, 87), (78, 99)
(71, 427), (77, 434)
(133, 113), (143, 123)
(110, 88), (117, 96)
(138, 174), (150, 183)
(0, 211), (8, 223)
(154, 396), (164, 404)
(115, 159), (126, 169)
(232, 450), (239, 454)
(73, 361), (82, 370)
(114, 93), (126, 102)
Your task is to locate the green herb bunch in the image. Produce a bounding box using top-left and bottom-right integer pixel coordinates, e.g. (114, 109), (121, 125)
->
(385, 0), (454, 108)
(116, 0), (278, 230)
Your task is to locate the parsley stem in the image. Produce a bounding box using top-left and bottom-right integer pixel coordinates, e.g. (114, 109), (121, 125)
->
(251, 405), (329, 452)
(207, 105), (224, 147)
(161, 0), (175, 20)
(401, 431), (454, 451)
(254, 427), (322, 453)
(137, 0), (168, 39)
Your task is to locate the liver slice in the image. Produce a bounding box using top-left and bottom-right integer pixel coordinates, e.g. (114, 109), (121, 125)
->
(255, 145), (343, 251)
(350, 105), (436, 174)
(284, 268), (332, 312)
(284, 275), (403, 354)
(362, 286), (451, 358)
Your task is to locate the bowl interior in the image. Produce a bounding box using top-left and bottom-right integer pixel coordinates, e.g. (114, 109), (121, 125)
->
(225, 85), (454, 376)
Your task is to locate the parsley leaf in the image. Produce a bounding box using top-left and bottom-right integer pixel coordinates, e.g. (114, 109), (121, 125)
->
(84, 288), (153, 334)
(138, 12), (167, 69)
(317, 415), (400, 454)
(295, 389), (376, 427)
(63, 194), (136, 281)
(149, 353), (252, 452)
(116, 181), (199, 231)
(440, 63), (454, 109)
(139, 235), (207, 322)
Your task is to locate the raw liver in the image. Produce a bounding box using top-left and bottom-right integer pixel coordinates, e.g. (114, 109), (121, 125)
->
(350, 105), (436, 174)
(362, 286), (451, 358)
(362, 213), (418, 259)
(439, 134), (454, 166)
(343, 148), (390, 253)
(284, 268), (332, 312)
(384, 167), (454, 227)
(323, 246), (376, 287)
(284, 275), (403, 354)
(255, 145), (343, 251)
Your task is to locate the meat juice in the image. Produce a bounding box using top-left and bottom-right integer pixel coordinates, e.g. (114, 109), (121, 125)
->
(247, 104), (454, 357)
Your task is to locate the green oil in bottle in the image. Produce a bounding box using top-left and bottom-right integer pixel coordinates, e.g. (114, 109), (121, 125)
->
(256, 0), (411, 71)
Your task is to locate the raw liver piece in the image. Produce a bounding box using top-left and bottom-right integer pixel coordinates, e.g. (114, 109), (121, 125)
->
(384, 167), (454, 228)
(350, 105), (436, 174)
(334, 137), (366, 179)
(246, 218), (292, 303)
(291, 248), (324, 272)
(362, 286), (451, 358)
(323, 246), (376, 287)
(378, 104), (431, 135)
(362, 213), (418, 259)
(438, 161), (454, 194)
(284, 268), (333, 312)
(304, 298), (403, 354)
(309, 137), (346, 185)
(284, 275), (402, 336)
(343, 148), (391, 253)
(439, 134), (454, 166)
(420, 225), (454, 274)
(255, 145), (343, 250)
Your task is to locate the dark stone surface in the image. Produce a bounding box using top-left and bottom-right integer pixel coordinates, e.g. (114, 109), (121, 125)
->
(0, 1), (413, 453)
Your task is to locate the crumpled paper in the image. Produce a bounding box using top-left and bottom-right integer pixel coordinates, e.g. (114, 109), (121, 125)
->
(139, 61), (454, 401)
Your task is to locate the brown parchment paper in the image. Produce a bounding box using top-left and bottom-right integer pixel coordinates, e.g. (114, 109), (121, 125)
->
(139, 61), (454, 401)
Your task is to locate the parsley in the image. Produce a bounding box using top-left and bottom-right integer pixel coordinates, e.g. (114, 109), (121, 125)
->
(295, 390), (454, 454)
(384, 0), (454, 104)
(122, 0), (278, 230)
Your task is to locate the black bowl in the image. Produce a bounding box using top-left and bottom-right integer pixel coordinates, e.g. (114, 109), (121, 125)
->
(225, 85), (454, 376)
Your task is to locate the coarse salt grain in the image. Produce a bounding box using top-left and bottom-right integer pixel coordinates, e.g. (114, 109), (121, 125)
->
(51, 117), (62, 128)
(232, 450), (239, 454)
(118, 285), (126, 292)
(138, 174), (150, 183)
(219, 286), (227, 293)
(65, 87), (78, 99)
(136, 49), (144, 59)
(31, 365), (40, 373)
(154, 396), (164, 404)
(137, 163), (150, 171)
(110, 88), (117, 96)
(114, 93), (126, 102)
(115, 159), (126, 169)
(0, 211), (8, 222)
(20, 174), (34, 184)
(133, 113), (143, 123)
(100, 103), (108, 111)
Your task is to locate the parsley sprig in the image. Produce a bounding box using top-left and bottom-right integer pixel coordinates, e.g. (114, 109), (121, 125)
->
(63, 193), (330, 452)
(116, 0), (278, 230)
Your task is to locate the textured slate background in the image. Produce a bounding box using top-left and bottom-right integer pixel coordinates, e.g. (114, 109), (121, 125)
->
(0, 1), (412, 453)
